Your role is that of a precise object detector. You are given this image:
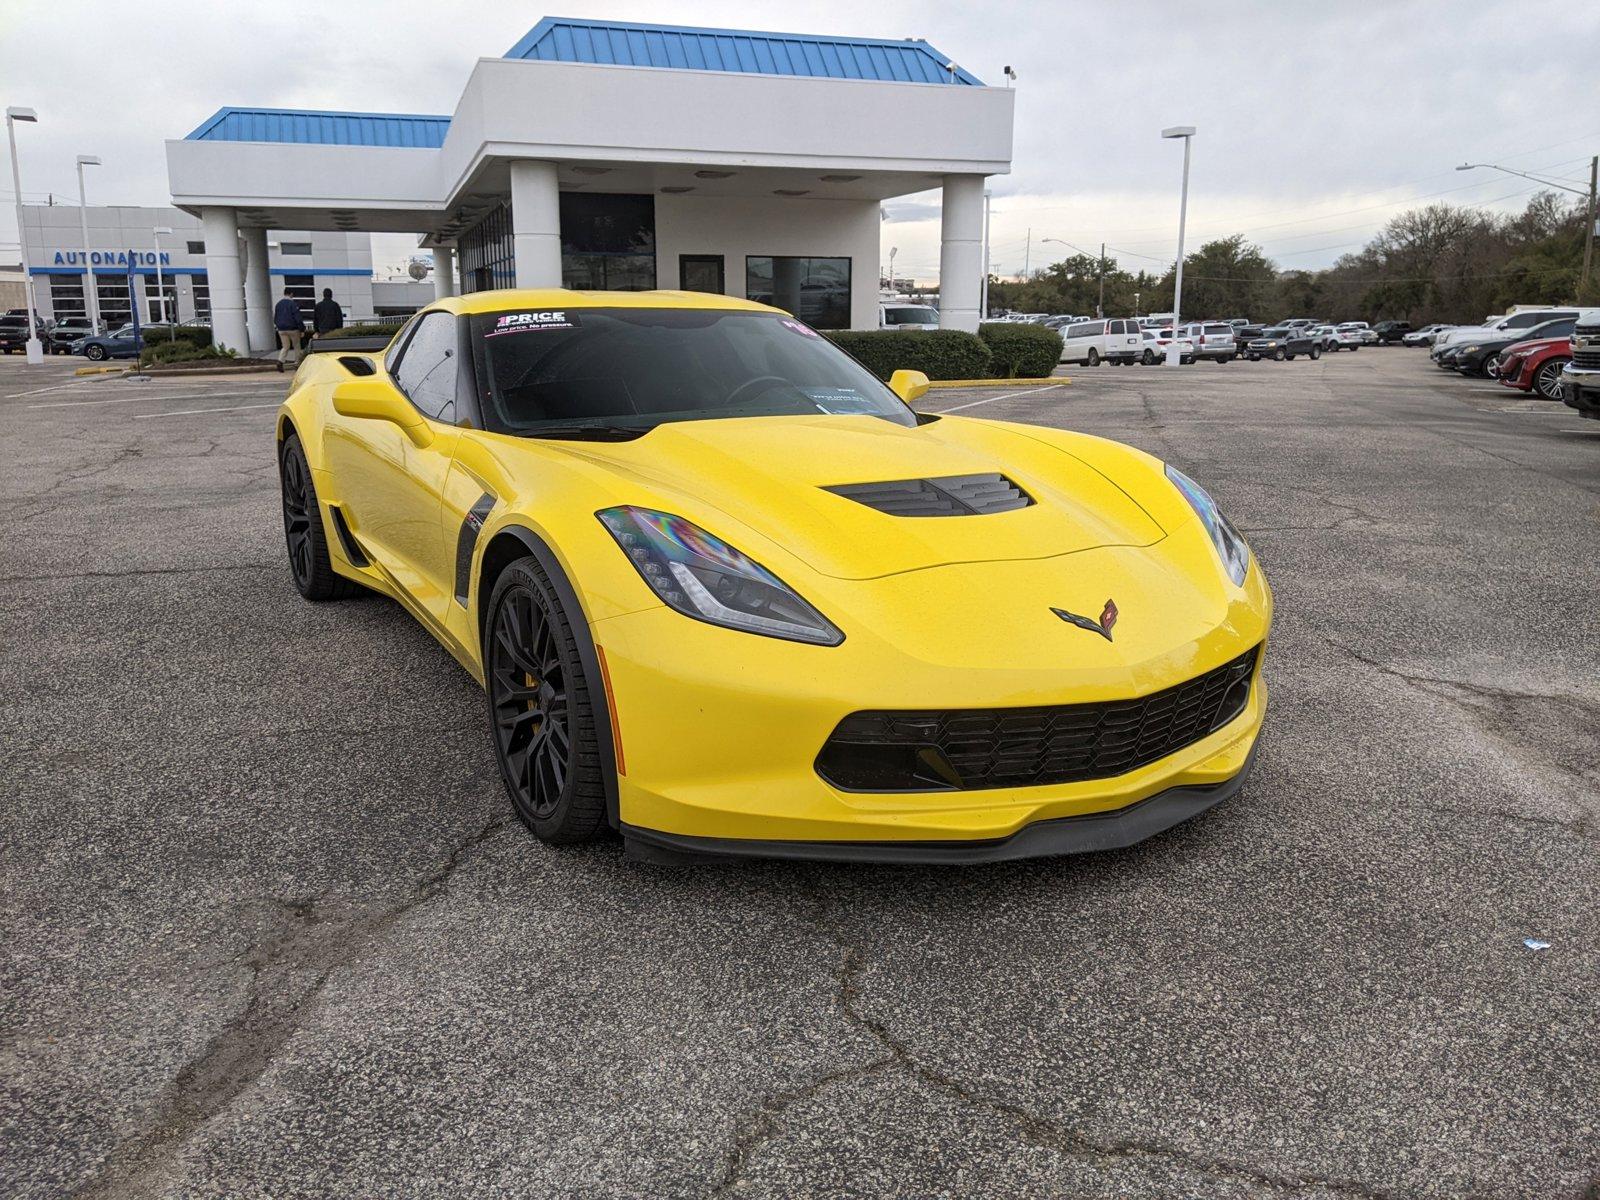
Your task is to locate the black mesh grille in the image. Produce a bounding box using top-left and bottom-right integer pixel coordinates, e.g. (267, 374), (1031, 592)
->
(825, 473), (1033, 517)
(817, 646), (1260, 792)
(1572, 348), (1600, 370)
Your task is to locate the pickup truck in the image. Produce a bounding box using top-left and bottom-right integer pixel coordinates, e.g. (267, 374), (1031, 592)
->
(1562, 313), (1600, 420)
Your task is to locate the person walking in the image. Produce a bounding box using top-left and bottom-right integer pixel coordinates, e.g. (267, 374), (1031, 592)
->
(273, 288), (305, 370)
(313, 287), (344, 338)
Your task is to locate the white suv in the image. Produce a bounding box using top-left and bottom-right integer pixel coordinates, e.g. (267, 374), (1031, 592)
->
(1180, 322), (1238, 363)
(1059, 318), (1143, 366)
(879, 303), (940, 331)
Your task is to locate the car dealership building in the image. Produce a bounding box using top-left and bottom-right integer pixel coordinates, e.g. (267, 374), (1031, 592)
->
(19, 204), (432, 328)
(164, 16), (1014, 354)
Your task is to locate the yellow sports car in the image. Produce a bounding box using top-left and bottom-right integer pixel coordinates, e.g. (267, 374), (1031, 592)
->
(278, 289), (1270, 864)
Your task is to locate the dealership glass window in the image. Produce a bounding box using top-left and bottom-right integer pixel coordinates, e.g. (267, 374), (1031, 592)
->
(186, 240), (206, 255)
(283, 274), (316, 320)
(191, 273), (209, 320)
(49, 277), (86, 318)
(278, 241), (313, 256)
(559, 193), (655, 291)
(96, 275), (132, 328)
(145, 276), (178, 324)
(746, 256), (851, 330)
(459, 202), (515, 294)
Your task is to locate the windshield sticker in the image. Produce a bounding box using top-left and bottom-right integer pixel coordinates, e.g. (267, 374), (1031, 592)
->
(778, 318), (820, 339)
(802, 388), (877, 414)
(486, 311), (578, 337)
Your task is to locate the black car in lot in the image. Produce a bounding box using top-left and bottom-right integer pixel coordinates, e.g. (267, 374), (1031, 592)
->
(1372, 320), (1413, 344)
(1456, 317), (1576, 378)
(1246, 326), (1321, 361)
(0, 314), (46, 353)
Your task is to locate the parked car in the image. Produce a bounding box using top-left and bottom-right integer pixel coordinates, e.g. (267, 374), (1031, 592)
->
(1059, 317), (1142, 366)
(71, 324), (145, 361)
(1139, 327), (1195, 365)
(1432, 308), (1583, 359)
(1246, 326), (1321, 361)
(47, 316), (95, 354)
(1337, 321), (1378, 345)
(1455, 316), (1578, 378)
(1561, 311), (1600, 419)
(0, 313), (45, 353)
(1178, 321), (1238, 362)
(1372, 320), (1413, 344)
(1402, 323), (1451, 346)
(1281, 318), (1316, 330)
(879, 303), (939, 330)
(1328, 323), (1365, 351)
(1496, 335), (1573, 400)
(1308, 324), (1340, 350)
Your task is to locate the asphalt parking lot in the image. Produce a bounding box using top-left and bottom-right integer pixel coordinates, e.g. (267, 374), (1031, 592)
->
(2, 350), (1597, 1199)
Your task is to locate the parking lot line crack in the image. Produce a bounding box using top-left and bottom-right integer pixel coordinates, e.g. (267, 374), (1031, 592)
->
(67, 814), (512, 1199)
(713, 891), (1394, 1198)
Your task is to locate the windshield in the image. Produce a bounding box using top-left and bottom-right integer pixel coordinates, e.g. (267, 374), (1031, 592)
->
(471, 307), (916, 435)
(883, 306), (939, 326)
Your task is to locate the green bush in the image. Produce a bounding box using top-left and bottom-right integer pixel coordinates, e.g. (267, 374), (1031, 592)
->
(318, 321), (406, 341)
(140, 324), (212, 348)
(978, 322), (1063, 378)
(822, 330), (992, 382)
(139, 340), (236, 366)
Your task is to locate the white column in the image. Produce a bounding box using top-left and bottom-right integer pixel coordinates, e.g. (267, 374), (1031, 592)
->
(509, 159), (562, 288)
(241, 226), (274, 353)
(200, 207), (248, 355)
(433, 246), (457, 298)
(938, 174), (986, 333)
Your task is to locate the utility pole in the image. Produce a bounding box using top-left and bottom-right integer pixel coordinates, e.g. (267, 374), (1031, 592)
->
(1097, 242), (1106, 318)
(1584, 154), (1597, 295)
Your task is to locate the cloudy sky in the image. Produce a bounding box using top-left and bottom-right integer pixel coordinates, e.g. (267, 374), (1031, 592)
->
(2, 0), (1597, 284)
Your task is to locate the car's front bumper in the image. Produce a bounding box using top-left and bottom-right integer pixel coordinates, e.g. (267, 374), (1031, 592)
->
(1562, 366), (1600, 419)
(591, 549), (1272, 857)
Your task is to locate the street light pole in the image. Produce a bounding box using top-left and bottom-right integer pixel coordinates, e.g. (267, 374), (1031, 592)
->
(1098, 242), (1106, 319)
(75, 155), (102, 333)
(1162, 125), (1196, 365)
(152, 225), (172, 336)
(6, 106), (45, 364)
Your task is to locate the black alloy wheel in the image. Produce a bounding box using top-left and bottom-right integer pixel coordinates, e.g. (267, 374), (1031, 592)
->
(1535, 358), (1568, 400)
(278, 434), (357, 601)
(485, 558), (607, 844)
(84, 343), (107, 361)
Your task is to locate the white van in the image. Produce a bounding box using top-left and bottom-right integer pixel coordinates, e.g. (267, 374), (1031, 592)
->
(879, 303), (940, 330)
(1059, 318), (1142, 366)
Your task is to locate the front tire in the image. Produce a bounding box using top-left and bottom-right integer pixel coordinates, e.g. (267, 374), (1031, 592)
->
(485, 558), (609, 844)
(85, 344), (107, 361)
(279, 434), (359, 601)
(1272, 348), (1286, 362)
(1535, 357), (1569, 400)
(1310, 345), (1321, 360)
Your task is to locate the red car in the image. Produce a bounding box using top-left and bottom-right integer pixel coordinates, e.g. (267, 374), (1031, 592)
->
(1496, 335), (1572, 400)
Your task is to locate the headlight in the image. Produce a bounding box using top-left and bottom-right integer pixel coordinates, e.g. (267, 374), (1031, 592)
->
(1463, 345), (1480, 354)
(598, 506), (843, 646)
(1164, 465), (1250, 586)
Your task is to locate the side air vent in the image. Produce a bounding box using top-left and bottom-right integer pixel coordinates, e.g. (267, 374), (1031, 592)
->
(328, 506), (369, 567)
(825, 473), (1034, 517)
(339, 355), (377, 377)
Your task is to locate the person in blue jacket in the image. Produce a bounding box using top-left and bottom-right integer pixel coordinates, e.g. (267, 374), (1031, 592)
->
(273, 288), (305, 368)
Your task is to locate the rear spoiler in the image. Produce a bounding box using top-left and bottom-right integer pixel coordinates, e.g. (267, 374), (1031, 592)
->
(306, 335), (392, 354)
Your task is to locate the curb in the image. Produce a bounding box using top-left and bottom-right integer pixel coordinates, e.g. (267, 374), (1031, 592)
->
(73, 365), (124, 376)
(926, 377), (1070, 389)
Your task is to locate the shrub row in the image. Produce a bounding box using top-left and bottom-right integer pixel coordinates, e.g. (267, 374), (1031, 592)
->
(318, 321), (406, 341)
(823, 330), (993, 382)
(139, 340), (236, 366)
(823, 324), (1064, 381)
(140, 324), (212, 349)
(977, 322), (1063, 378)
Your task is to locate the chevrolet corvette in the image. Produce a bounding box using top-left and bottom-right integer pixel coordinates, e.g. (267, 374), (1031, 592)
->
(277, 290), (1271, 864)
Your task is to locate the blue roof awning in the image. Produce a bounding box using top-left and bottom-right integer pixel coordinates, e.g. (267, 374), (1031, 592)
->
(504, 17), (983, 85)
(185, 107), (451, 147)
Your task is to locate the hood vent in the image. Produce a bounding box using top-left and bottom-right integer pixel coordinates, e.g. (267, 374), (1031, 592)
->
(825, 473), (1034, 517)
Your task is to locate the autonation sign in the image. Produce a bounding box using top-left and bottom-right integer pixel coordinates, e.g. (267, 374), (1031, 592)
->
(52, 250), (172, 267)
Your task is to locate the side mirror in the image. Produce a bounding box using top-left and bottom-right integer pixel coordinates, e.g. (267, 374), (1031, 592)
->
(888, 368), (930, 405)
(331, 378), (433, 447)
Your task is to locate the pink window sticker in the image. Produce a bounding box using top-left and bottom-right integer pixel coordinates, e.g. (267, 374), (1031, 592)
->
(779, 318), (820, 338)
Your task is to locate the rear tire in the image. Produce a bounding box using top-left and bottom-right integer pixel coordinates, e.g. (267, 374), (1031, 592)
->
(1086, 348), (1100, 367)
(1142, 349), (1155, 365)
(279, 434), (359, 602)
(485, 557), (609, 845)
